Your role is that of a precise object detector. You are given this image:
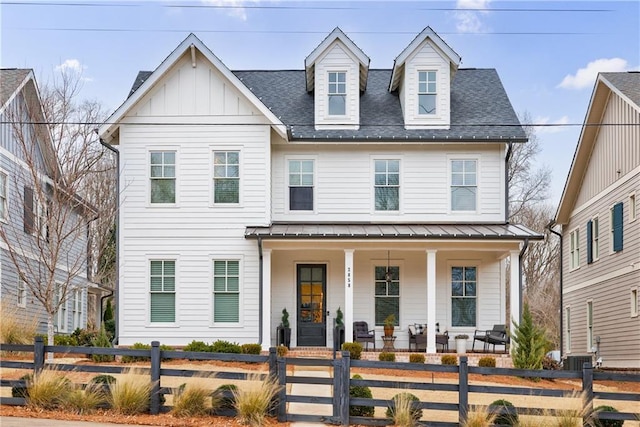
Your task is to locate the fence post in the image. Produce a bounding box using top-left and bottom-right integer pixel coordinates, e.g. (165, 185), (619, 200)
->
(459, 356), (469, 425)
(268, 347), (277, 378)
(277, 355), (287, 422)
(149, 341), (161, 415)
(332, 355), (342, 420)
(34, 336), (45, 373)
(339, 350), (351, 426)
(582, 361), (594, 426)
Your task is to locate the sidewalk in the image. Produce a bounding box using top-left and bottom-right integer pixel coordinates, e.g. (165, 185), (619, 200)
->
(288, 366), (333, 427)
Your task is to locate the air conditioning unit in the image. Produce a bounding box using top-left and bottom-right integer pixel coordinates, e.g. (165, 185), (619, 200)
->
(564, 355), (592, 371)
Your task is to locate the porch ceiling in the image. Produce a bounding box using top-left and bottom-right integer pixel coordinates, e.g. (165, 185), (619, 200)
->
(245, 223), (543, 241)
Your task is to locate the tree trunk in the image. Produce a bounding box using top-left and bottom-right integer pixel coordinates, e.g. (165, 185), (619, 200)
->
(47, 315), (54, 361)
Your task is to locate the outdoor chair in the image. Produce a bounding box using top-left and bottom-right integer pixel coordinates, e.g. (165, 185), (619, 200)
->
(353, 321), (375, 350)
(473, 324), (509, 353)
(408, 324), (427, 351)
(436, 331), (449, 352)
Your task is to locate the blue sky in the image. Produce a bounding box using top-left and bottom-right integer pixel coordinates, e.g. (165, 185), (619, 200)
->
(1, 0), (639, 205)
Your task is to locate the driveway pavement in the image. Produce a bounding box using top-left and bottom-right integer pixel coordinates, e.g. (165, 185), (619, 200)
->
(0, 417), (157, 427)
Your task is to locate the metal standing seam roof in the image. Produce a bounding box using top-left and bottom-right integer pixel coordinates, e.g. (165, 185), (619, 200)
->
(245, 223), (543, 240)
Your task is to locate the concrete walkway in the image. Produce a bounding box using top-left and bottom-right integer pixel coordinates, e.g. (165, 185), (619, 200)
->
(288, 366), (333, 426)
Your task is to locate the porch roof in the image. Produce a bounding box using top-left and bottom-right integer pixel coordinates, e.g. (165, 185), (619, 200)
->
(245, 223), (543, 240)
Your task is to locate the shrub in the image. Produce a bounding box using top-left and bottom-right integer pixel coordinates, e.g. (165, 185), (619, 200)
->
(511, 303), (549, 370)
(385, 392), (422, 426)
(378, 352), (396, 362)
(478, 356), (496, 368)
(276, 345), (288, 357)
(210, 340), (242, 354)
(232, 373), (281, 427)
(441, 354), (457, 365)
(594, 405), (623, 427)
(90, 327), (115, 362)
(349, 374), (374, 417)
(108, 368), (152, 415)
(409, 353), (425, 364)
(103, 299), (114, 322)
(172, 380), (214, 417)
(89, 374), (116, 385)
(122, 342), (151, 363)
(342, 342), (363, 360)
(542, 355), (561, 370)
(104, 319), (115, 339)
(27, 368), (73, 410)
(490, 399), (519, 426)
(54, 334), (79, 346)
(241, 343), (262, 355)
(184, 340), (211, 353)
(11, 374), (32, 399)
(214, 384), (238, 411)
(64, 385), (105, 414)
(71, 328), (98, 347)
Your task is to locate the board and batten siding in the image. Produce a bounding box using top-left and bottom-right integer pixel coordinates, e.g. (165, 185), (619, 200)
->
(272, 143), (505, 223)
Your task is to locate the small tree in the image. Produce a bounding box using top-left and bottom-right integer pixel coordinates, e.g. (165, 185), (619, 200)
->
(510, 303), (549, 370)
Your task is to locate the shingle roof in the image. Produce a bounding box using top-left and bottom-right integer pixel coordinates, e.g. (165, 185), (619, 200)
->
(0, 68), (31, 108)
(129, 68), (526, 142)
(601, 72), (640, 108)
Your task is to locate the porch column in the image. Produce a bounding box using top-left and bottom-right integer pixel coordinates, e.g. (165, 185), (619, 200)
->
(509, 250), (520, 328)
(344, 249), (354, 345)
(426, 249), (437, 354)
(262, 249), (272, 348)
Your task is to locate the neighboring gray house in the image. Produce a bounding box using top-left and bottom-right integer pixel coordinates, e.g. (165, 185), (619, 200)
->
(0, 68), (95, 335)
(100, 29), (541, 351)
(555, 72), (640, 368)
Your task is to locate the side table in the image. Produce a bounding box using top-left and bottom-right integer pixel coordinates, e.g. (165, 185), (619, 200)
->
(381, 335), (396, 351)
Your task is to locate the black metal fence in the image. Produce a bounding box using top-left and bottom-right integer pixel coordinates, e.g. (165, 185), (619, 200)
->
(1, 337), (639, 426)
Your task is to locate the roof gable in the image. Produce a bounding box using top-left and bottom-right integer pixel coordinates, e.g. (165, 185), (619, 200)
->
(99, 33), (286, 142)
(304, 27), (370, 92)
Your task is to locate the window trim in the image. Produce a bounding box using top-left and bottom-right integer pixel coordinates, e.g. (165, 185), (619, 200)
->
(0, 169), (8, 222)
(146, 256), (179, 327)
(447, 260), (480, 329)
(448, 155), (479, 214)
(54, 283), (68, 333)
(569, 228), (580, 270)
(327, 70), (347, 117)
(586, 300), (594, 353)
(629, 193), (636, 223)
(371, 156), (402, 214)
(211, 257), (243, 326)
(17, 279), (26, 308)
(609, 202), (624, 253)
(631, 287), (638, 318)
(286, 156), (317, 214)
(210, 147), (243, 207)
(147, 148), (178, 207)
(71, 287), (84, 331)
(370, 258), (404, 329)
(417, 70), (437, 116)
(587, 216), (599, 264)
(565, 305), (571, 354)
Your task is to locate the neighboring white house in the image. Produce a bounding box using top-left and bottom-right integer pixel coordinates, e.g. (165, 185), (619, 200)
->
(555, 72), (640, 368)
(100, 28), (541, 351)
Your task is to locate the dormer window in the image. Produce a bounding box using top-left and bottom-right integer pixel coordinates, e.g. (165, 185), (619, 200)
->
(418, 71), (436, 115)
(328, 72), (346, 116)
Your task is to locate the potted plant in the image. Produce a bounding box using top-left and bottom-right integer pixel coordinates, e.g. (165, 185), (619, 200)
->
(384, 314), (396, 337)
(334, 307), (345, 351)
(279, 308), (291, 348)
(455, 334), (469, 355)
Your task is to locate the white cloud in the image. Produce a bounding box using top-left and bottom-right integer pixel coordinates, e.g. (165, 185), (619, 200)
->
(55, 59), (84, 73)
(558, 58), (630, 90)
(202, 0), (258, 21)
(534, 115), (570, 134)
(454, 0), (491, 33)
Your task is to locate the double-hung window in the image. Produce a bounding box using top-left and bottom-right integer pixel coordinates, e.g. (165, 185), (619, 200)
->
(213, 151), (240, 204)
(631, 288), (638, 318)
(374, 266), (399, 326)
(374, 160), (399, 211)
(54, 285), (67, 332)
(587, 217), (599, 264)
(451, 266), (477, 327)
(150, 260), (176, 323)
(418, 71), (437, 115)
(570, 229), (580, 269)
(71, 288), (83, 330)
(150, 151), (176, 204)
(0, 171), (7, 220)
(630, 194), (637, 222)
(289, 160), (314, 211)
(17, 280), (26, 308)
(610, 202), (623, 252)
(451, 159), (477, 211)
(213, 260), (240, 323)
(328, 71), (346, 116)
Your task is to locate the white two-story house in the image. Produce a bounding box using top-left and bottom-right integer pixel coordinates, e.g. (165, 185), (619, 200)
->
(100, 28), (541, 351)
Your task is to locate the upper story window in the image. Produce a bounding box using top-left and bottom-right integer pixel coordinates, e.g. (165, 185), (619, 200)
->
(570, 229), (580, 269)
(451, 266), (477, 327)
(17, 280), (26, 308)
(451, 159), (477, 211)
(54, 284), (67, 333)
(587, 217), (599, 264)
(374, 160), (399, 211)
(327, 71), (346, 116)
(150, 260), (176, 323)
(610, 202), (623, 252)
(213, 260), (240, 323)
(289, 160), (314, 211)
(213, 151), (240, 204)
(630, 193), (636, 222)
(418, 71), (437, 115)
(23, 186), (48, 239)
(0, 171), (7, 220)
(150, 151), (176, 204)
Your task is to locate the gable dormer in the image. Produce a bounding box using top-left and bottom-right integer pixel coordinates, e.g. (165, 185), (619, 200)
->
(389, 27), (461, 130)
(305, 28), (370, 130)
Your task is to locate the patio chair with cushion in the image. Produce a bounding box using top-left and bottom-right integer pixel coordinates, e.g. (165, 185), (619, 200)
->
(353, 321), (375, 350)
(473, 324), (509, 353)
(408, 324), (427, 351)
(436, 331), (450, 352)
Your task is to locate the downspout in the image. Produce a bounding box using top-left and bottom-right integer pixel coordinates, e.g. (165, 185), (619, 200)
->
(547, 221), (563, 358)
(99, 137), (120, 345)
(257, 237), (263, 346)
(505, 142), (513, 223)
(518, 237), (529, 323)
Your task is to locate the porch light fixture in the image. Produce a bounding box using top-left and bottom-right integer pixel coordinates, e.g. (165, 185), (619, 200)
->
(385, 250), (392, 284)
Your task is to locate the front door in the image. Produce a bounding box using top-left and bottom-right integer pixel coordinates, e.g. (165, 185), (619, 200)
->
(297, 264), (326, 347)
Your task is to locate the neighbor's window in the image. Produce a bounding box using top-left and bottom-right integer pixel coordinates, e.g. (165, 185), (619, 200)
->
(587, 217), (599, 264)
(630, 194), (636, 222)
(213, 260), (240, 323)
(570, 229), (580, 269)
(289, 160), (314, 211)
(418, 71), (436, 115)
(17, 280), (26, 308)
(451, 159), (477, 211)
(374, 159), (399, 211)
(565, 306), (571, 353)
(71, 288), (83, 330)
(150, 260), (176, 323)
(0, 171), (7, 220)
(610, 202), (623, 252)
(54, 285), (67, 332)
(328, 71), (346, 115)
(374, 266), (399, 326)
(213, 151), (240, 204)
(150, 151), (176, 204)
(631, 288), (638, 318)
(587, 301), (594, 351)
(451, 266), (477, 327)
